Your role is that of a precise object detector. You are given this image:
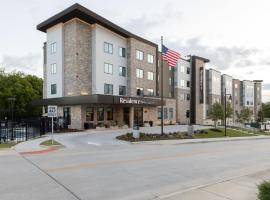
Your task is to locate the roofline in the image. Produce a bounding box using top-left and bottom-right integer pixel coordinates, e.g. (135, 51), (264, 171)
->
(37, 3), (157, 47)
(192, 55), (210, 63)
(208, 68), (221, 74)
(222, 74), (233, 78)
(253, 80), (263, 83)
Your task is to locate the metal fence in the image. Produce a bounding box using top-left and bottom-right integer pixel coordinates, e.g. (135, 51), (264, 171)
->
(0, 122), (41, 143)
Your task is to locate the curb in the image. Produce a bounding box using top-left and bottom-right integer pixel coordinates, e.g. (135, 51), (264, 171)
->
(19, 146), (59, 155)
(133, 136), (270, 145)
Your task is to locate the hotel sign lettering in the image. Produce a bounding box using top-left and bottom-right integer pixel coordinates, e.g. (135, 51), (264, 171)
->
(118, 97), (159, 105)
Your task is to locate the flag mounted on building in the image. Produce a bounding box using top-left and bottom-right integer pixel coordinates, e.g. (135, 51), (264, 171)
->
(162, 45), (180, 67)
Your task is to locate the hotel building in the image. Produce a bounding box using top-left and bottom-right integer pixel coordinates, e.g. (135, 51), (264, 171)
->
(35, 4), (262, 129)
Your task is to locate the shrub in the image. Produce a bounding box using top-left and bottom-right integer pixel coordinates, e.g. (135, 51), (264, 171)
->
(258, 181), (270, 200)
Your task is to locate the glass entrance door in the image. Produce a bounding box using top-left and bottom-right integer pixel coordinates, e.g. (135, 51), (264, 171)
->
(134, 107), (143, 127)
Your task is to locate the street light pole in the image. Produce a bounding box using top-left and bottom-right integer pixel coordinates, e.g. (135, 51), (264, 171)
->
(224, 88), (227, 137)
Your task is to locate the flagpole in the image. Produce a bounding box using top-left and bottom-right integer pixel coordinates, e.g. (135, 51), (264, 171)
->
(161, 36), (164, 135)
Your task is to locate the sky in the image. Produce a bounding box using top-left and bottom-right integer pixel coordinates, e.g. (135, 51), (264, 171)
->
(0, 0), (270, 101)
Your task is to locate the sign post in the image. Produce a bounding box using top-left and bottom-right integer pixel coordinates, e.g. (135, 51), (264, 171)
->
(48, 105), (57, 145)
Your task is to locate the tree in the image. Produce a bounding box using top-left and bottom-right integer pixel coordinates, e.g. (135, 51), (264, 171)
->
(258, 103), (270, 122)
(208, 102), (224, 129)
(0, 70), (43, 120)
(238, 107), (252, 123)
(226, 102), (233, 118)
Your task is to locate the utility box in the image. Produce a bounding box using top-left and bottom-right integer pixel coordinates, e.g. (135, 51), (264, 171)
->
(133, 126), (140, 139)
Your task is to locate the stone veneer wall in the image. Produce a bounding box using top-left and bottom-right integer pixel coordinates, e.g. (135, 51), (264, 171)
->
(127, 38), (157, 97)
(70, 105), (83, 129)
(254, 82), (262, 120)
(63, 19), (92, 97)
(175, 88), (190, 124)
(191, 58), (205, 125)
(232, 79), (242, 123)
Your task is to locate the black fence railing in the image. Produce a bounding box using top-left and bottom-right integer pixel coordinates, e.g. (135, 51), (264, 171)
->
(0, 121), (41, 143)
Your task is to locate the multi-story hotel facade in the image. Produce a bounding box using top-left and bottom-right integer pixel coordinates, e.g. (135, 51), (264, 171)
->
(35, 4), (263, 129)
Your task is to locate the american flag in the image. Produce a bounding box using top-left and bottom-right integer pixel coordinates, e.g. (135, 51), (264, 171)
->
(162, 45), (180, 67)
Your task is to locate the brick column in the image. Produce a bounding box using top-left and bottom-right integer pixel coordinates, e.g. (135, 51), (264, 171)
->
(129, 106), (134, 128)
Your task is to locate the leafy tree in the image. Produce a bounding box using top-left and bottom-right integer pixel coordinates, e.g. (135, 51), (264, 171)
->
(238, 107), (252, 123)
(225, 102), (233, 118)
(208, 102), (224, 129)
(0, 70), (43, 120)
(258, 103), (270, 122)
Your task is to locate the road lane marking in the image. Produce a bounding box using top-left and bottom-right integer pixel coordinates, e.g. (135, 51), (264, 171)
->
(87, 142), (100, 146)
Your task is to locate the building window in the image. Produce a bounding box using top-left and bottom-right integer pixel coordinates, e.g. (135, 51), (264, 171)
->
(180, 66), (185, 73)
(186, 93), (190, 101)
(187, 81), (190, 88)
(119, 47), (126, 57)
(86, 107), (94, 121)
(147, 88), (154, 96)
(164, 108), (168, 119)
(104, 84), (113, 95)
(147, 72), (154, 80)
(97, 107), (104, 121)
(104, 42), (113, 54)
(157, 108), (162, 119)
(119, 66), (126, 77)
(169, 78), (172, 86)
(104, 63), (113, 74)
(187, 67), (190, 74)
(136, 50), (144, 60)
(180, 80), (185, 87)
(106, 107), (113, 120)
(186, 110), (190, 118)
(147, 54), (154, 64)
(119, 85), (127, 95)
(50, 63), (57, 74)
(51, 84), (57, 95)
(169, 108), (173, 119)
(50, 42), (56, 54)
(136, 87), (144, 96)
(180, 94), (185, 100)
(235, 84), (238, 89)
(136, 69), (144, 78)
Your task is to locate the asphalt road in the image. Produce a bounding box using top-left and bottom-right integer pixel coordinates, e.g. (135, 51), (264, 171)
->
(2, 127), (270, 200)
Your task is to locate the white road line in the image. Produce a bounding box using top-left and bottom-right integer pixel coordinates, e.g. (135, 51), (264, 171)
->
(87, 142), (101, 146)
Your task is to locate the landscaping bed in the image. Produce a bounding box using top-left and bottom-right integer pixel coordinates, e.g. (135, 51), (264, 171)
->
(117, 128), (259, 142)
(116, 132), (193, 142)
(40, 139), (63, 146)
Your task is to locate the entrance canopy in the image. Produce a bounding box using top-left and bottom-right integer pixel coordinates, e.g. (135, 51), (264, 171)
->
(32, 94), (164, 107)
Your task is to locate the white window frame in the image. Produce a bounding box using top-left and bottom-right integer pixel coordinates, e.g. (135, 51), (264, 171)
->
(50, 42), (57, 54)
(50, 63), (57, 74)
(104, 84), (113, 95)
(147, 54), (154, 64)
(119, 47), (126, 57)
(119, 85), (127, 96)
(119, 66), (127, 77)
(147, 88), (154, 96)
(147, 71), (154, 80)
(104, 42), (113, 54)
(136, 50), (144, 61)
(104, 63), (113, 74)
(136, 68), (144, 78)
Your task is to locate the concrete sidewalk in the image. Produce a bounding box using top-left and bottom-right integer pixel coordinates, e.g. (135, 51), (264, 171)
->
(160, 167), (270, 200)
(14, 136), (50, 152)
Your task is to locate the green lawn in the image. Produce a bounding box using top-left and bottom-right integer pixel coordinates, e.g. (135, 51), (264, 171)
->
(0, 143), (17, 149)
(194, 128), (258, 138)
(40, 139), (62, 146)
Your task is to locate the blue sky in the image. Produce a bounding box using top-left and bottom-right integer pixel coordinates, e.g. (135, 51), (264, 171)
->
(0, 0), (270, 101)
